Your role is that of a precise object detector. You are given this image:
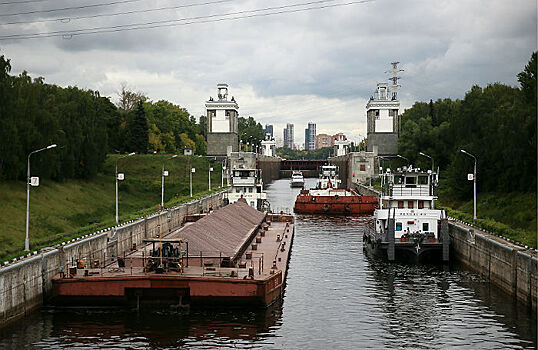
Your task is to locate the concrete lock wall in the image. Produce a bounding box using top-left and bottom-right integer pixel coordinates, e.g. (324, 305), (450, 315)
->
(0, 191), (225, 328)
(330, 153), (377, 189)
(257, 155), (281, 185)
(449, 222), (537, 311)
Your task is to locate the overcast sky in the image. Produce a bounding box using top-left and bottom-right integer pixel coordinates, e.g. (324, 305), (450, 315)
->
(0, 0), (536, 146)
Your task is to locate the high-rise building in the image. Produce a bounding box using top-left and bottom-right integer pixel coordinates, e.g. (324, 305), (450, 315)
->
(206, 83), (239, 156)
(304, 122), (316, 151)
(366, 62), (403, 155)
(283, 123), (294, 148)
(264, 124), (274, 138)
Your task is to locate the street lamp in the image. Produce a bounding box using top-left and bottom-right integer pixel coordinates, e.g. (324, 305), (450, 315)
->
(115, 152), (135, 223)
(460, 149), (477, 221)
(161, 154), (177, 209)
(208, 167), (213, 191)
(419, 151), (434, 171)
(190, 167), (196, 197)
(397, 154), (409, 164)
(25, 143), (57, 251)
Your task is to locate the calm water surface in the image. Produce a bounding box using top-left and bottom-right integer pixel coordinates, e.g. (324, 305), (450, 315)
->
(1, 178), (536, 349)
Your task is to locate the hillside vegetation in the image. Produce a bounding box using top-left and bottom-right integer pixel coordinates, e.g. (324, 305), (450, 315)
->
(0, 154), (224, 260)
(397, 52), (537, 247)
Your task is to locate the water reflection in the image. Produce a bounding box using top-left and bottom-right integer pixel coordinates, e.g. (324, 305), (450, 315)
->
(0, 179), (535, 349)
(0, 302), (284, 349)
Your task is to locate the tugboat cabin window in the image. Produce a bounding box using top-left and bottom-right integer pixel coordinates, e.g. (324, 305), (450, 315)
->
(248, 187), (253, 193)
(396, 222), (402, 231)
(394, 175), (403, 184)
(418, 200), (424, 209)
(423, 223), (429, 231)
(398, 201), (404, 209)
(408, 201), (414, 209)
(418, 176), (428, 185)
(405, 176), (416, 187)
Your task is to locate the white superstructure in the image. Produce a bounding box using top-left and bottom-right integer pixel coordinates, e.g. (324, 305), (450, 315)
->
(316, 165), (341, 190)
(375, 166), (445, 242)
(290, 170), (305, 188)
(224, 168), (268, 211)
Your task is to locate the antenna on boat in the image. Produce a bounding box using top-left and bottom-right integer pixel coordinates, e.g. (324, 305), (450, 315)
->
(386, 62), (403, 100)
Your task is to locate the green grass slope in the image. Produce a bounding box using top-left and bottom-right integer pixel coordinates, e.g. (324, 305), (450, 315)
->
(0, 154), (225, 260)
(438, 191), (537, 248)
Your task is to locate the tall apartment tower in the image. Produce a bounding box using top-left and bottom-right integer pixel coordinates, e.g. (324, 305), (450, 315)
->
(283, 123), (294, 149)
(206, 83), (239, 156)
(366, 62), (403, 156)
(304, 122), (316, 150)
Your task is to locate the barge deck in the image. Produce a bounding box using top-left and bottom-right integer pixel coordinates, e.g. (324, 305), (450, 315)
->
(51, 201), (294, 308)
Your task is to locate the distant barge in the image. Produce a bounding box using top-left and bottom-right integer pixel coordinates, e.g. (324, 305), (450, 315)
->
(51, 201), (294, 309)
(294, 165), (378, 215)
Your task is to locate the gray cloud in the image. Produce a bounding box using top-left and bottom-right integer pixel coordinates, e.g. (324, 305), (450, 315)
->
(0, 0), (535, 146)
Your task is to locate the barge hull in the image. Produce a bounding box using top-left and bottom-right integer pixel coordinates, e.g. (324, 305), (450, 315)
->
(294, 195), (378, 215)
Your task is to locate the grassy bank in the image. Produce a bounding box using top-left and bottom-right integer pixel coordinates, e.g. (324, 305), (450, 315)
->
(438, 191), (537, 248)
(0, 154), (225, 260)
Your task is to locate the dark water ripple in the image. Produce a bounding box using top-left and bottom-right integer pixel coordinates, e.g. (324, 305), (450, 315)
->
(0, 179), (535, 349)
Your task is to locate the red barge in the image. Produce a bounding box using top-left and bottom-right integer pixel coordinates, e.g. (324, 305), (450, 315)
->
(51, 201), (294, 309)
(294, 165), (378, 215)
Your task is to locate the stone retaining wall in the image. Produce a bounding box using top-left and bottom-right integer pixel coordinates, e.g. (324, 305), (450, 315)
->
(0, 191), (224, 328)
(449, 222), (537, 311)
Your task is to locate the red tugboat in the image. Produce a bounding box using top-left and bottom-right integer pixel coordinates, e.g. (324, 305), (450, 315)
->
(294, 165), (378, 215)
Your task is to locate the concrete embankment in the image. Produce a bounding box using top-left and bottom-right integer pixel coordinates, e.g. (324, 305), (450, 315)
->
(355, 183), (538, 311)
(0, 191), (224, 328)
(257, 155), (281, 184)
(449, 221), (537, 311)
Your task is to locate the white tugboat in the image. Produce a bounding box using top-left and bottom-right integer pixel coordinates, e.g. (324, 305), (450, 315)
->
(290, 170), (305, 188)
(224, 168), (270, 211)
(363, 166), (449, 262)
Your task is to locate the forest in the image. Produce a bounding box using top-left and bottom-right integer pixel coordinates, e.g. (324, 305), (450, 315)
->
(0, 55), (208, 182)
(398, 52), (536, 200)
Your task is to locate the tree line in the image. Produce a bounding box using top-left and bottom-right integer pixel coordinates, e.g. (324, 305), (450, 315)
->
(0, 55), (208, 181)
(398, 52), (536, 200)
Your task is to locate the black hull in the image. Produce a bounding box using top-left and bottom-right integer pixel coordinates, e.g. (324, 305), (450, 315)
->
(363, 233), (447, 263)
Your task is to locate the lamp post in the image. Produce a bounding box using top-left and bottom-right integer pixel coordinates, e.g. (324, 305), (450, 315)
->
(397, 154), (409, 164)
(208, 167), (213, 191)
(419, 151), (434, 171)
(190, 167), (196, 197)
(460, 149), (477, 221)
(115, 152), (135, 223)
(161, 154), (177, 209)
(25, 144), (57, 251)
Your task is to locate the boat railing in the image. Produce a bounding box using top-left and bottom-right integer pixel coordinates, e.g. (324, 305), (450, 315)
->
(58, 249), (268, 279)
(383, 184), (435, 197)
